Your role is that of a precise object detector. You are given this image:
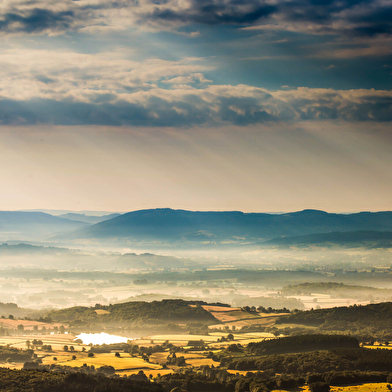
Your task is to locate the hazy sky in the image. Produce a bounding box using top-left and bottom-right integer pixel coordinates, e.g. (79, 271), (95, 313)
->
(0, 0), (391, 212)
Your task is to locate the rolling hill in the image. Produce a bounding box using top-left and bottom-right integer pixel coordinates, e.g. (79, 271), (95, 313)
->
(60, 208), (392, 245)
(264, 230), (392, 248)
(58, 212), (121, 224)
(0, 211), (88, 241)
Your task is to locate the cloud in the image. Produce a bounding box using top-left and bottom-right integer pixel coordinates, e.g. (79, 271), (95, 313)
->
(0, 8), (75, 34)
(0, 86), (391, 127)
(0, 0), (391, 38)
(0, 47), (390, 126)
(0, 48), (214, 102)
(141, 0), (277, 26)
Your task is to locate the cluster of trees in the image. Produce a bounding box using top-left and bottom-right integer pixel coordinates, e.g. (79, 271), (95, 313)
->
(277, 302), (392, 338)
(248, 334), (359, 355)
(47, 300), (218, 326)
(281, 282), (379, 296)
(7, 342), (392, 392)
(241, 305), (291, 314)
(0, 368), (163, 392)
(147, 364), (392, 392)
(223, 346), (392, 375)
(0, 346), (33, 362)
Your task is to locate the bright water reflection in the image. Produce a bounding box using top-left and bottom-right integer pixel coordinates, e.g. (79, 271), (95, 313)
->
(76, 332), (132, 345)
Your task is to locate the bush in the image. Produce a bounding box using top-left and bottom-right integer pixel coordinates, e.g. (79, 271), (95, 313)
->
(309, 382), (330, 392)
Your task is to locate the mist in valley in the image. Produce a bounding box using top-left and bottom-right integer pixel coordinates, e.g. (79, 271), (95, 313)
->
(1, 210), (392, 314)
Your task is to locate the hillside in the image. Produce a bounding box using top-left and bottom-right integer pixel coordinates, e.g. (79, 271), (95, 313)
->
(0, 368), (162, 392)
(264, 230), (392, 248)
(248, 334), (359, 355)
(47, 299), (219, 326)
(277, 301), (392, 337)
(0, 211), (88, 241)
(58, 213), (121, 224)
(0, 243), (72, 255)
(59, 209), (392, 244)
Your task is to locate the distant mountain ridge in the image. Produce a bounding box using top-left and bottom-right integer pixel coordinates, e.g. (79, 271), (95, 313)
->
(0, 211), (88, 241)
(58, 212), (121, 224)
(60, 208), (392, 245)
(0, 243), (72, 255)
(264, 230), (392, 248)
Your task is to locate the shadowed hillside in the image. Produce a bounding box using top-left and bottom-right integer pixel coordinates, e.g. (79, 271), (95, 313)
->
(264, 230), (392, 248)
(0, 211), (88, 241)
(60, 209), (392, 245)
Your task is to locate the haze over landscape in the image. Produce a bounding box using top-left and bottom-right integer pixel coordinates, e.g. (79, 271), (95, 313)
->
(0, 0), (391, 213)
(0, 0), (392, 391)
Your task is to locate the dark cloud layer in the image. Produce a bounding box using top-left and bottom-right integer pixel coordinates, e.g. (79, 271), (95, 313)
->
(134, 0), (392, 38)
(0, 8), (75, 34)
(145, 0), (277, 25)
(1, 90), (391, 127)
(0, 0), (391, 37)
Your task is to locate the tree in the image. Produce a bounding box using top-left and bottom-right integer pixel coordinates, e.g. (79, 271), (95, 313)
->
(131, 345), (139, 354)
(69, 346), (75, 352)
(309, 382), (330, 392)
(32, 339), (43, 348)
(63, 345), (69, 352)
(88, 352), (94, 357)
(115, 352), (121, 358)
(17, 324), (24, 332)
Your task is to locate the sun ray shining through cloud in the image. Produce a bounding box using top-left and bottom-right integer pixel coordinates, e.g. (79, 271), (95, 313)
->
(0, 0), (390, 212)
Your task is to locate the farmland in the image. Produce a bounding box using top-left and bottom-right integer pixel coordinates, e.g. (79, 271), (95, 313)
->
(2, 300), (392, 391)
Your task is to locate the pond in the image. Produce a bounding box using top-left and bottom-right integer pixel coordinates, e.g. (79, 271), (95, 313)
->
(75, 332), (133, 345)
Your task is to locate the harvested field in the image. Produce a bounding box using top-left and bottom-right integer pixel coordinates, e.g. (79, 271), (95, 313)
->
(0, 334), (76, 349)
(202, 306), (241, 312)
(55, 353), (162, 372)
(186, 358), (217, 367)
(94, 309), (110, 315)
(0, 319), (65, 330)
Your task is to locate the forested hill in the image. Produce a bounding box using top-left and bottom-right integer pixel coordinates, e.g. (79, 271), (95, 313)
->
(0, 211), (88, 241)
(47, 299), (218, 325)
(248, 334), (359, 355)
(60, 208), (392, 243)
(0, 368), (162, 392)
(264, 230), (392, 248)
(277, 301), (392, 334)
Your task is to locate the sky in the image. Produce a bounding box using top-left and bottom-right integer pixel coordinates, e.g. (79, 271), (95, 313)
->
(0, 0), (391, 213)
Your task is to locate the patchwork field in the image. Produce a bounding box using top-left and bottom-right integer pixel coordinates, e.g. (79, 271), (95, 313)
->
(2, 330), (392, 392)
(271, 385), (392, 392)
(363, 345), (392, 350)
(330, 383), (392, 391)
(202, 306), (242, 313)
(0, 319), (65, 330)
(0, 334), (76, 350)
(55, 353), (161, 370)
